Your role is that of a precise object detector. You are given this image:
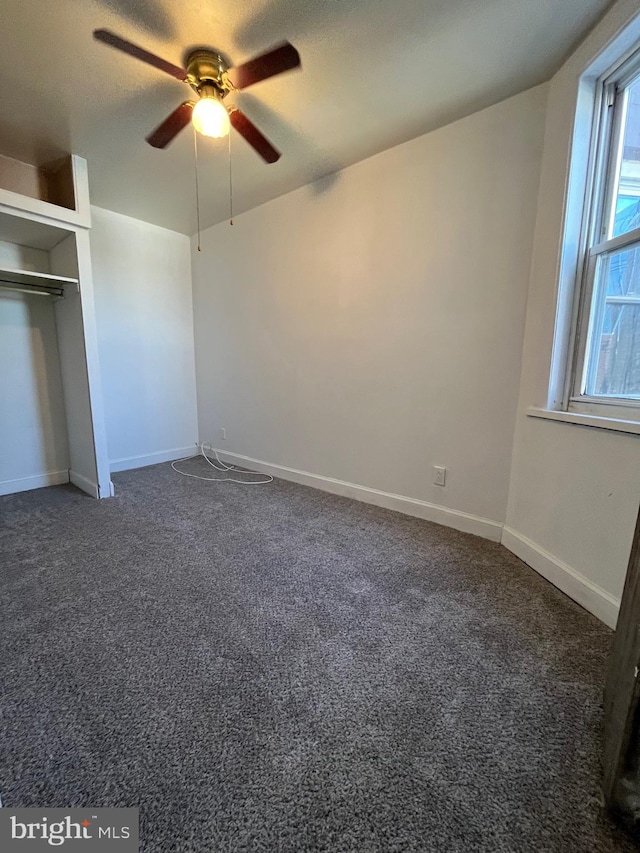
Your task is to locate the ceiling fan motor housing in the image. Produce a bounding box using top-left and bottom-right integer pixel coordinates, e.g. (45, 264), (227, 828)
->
(186, 49), (231, 98)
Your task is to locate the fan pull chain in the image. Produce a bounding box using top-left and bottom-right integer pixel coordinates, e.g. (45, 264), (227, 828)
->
(228, 129), (234, 226)
(193, 127), (202, 251)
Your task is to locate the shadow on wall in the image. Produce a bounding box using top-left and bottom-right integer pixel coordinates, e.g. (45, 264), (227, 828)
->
(94, 0), (176, 40)
(235, 93), (341, 196)
(309, 172), (341, 195)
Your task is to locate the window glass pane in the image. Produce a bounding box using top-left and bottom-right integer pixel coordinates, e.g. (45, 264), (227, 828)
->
(612, 78), (640, 237)
(585, 244), (640, 398)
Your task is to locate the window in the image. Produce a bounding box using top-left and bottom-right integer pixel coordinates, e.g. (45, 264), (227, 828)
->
(569, 57), (640, 418)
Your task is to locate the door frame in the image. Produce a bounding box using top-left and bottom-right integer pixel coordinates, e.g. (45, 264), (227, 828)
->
(604, 504), (640, 827)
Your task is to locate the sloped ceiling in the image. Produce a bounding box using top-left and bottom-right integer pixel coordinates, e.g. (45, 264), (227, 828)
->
(0, 0), (612, 234)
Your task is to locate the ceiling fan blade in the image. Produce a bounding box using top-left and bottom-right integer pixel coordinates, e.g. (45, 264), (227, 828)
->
(229, 109), (281, 163)
(226, 42), (300, 90)
(93, 29), (187, 82)
(147, 102), (194, 149)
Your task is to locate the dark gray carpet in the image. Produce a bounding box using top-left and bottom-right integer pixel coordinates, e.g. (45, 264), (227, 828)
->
(0, 460), (635, 852)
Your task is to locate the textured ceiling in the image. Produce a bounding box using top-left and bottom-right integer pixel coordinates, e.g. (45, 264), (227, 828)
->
(0, 0), (612, 234)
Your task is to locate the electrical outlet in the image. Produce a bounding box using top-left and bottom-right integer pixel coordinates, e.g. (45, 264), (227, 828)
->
(219, 427), (226, 440)
(433, 466), (446, 486)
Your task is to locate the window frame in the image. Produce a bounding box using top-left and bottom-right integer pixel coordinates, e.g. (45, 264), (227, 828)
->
(565, 52), (640, 421)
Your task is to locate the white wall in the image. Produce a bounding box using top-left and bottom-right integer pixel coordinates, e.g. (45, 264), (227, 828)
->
(90, 206), (198, 471)
(0, 242), (70, 494)
(504, 0), (640, 628)
(192, 85), (547, 536)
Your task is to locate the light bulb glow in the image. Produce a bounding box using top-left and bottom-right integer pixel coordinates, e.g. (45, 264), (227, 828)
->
(192, 97), (230, 138)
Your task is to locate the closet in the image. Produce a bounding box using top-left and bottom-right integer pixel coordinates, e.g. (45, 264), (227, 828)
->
(0, 153), (111, 498)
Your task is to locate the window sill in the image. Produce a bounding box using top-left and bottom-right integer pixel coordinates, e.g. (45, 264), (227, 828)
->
(526, 407), (640, 435)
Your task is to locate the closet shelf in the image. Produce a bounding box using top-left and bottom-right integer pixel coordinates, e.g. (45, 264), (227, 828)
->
(0, 266), (78, 296)
(0, 266), (78, 287)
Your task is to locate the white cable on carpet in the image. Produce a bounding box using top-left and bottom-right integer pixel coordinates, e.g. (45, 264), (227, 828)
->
(171, 444), (273, 485)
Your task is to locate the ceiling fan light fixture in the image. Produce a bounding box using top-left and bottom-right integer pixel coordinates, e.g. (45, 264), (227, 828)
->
(93, 29), (300, 159)
(192, 94), (230, 139)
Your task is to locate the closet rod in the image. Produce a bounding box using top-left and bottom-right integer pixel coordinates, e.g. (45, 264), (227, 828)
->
(0, 280), (64, 298)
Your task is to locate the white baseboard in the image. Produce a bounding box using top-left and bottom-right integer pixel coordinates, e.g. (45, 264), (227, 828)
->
(209, 447), (503, 542)
(501, 526), (620, 629)
(69, 470), (99, 498)
(110, 445), (197, 474)
(0, 469), (69, 497)
(100, 480), (116, 499)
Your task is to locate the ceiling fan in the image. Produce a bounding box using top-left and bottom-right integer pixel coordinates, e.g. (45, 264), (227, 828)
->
(93, 29), (301, 163)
